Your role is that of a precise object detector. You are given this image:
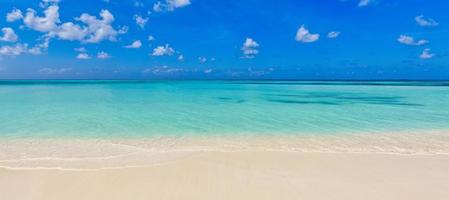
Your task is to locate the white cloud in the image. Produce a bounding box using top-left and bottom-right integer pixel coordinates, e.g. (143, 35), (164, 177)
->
(118, 26), (128, 34)
(6, 8), (23, 22)
(241, 38), (259, 59)
(415, 15), (438, 27)
(153, 2), (163, 12)
(28, 36), (50, 55)
(170, 0), (190, 7)
(42, 0), (60, 3)
(18, 4), (122, 44)
(124, 40), (142, 48)
(327, 31), (340, 39)
(153, 0), (191, 12)
(397, 35), (428, 46)
(0, 43), (45, 56)
(419, 48), (434, 59)
(39, 0), (60, 8)
(23, 5), (60, 32)
(0, 33), (49, 57)
(74, 47), (86, 52)
(0, 28), (19, 42)
(76, 10), (120, 43)
(39, 67), (71, 75)
(198, 56), (207, 63)
(295, 25), (319, 43)
(134, 15), (149, 29)
(178, 54), (184, 61)
(76, 53), (90, 59)
(148, 35), (155, 41)
(151, 44), (175, 56)
(97, 51), (110, 59)
(358, 0), (374, 7)
(143, 65), (183, 74)
(0, 44), (28, 56)
(134, 1), (144, 7)
(53, 22), (87, 41)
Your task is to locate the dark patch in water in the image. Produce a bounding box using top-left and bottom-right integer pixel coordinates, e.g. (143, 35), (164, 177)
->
(265, 92), (424, 107)
(227, 81), (449, 87)
(267, 99), (341, 105)
(217, 97), (246, 104)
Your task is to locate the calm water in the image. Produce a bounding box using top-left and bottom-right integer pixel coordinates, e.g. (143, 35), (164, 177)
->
(1, 80), (449, 138)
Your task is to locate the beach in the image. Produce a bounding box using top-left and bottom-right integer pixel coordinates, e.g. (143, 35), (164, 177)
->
(1, 81), (449, 199)
(2, 151), (449, 200)
(1, 134), (449, 200)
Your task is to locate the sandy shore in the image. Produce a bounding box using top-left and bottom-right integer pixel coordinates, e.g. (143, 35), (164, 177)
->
(1, 133), (449, 200)
(1, 151), (449, 200)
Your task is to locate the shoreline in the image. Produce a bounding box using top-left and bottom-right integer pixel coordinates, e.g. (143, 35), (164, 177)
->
(1, 131), (449, 169)
(1, 151), (449, 172)
(2, 133), (449, 199)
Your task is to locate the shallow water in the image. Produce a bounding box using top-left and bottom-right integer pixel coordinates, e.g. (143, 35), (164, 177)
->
(1, 80), (449, 138)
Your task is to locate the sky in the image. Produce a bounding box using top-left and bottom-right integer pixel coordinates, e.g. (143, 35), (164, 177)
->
(0, 0), (448, 80)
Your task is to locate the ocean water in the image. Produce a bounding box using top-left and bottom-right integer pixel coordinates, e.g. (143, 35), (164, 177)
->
(1, 80), (449, 139)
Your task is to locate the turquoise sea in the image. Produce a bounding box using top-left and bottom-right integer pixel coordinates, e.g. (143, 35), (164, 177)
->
(1, 80), (449, 138)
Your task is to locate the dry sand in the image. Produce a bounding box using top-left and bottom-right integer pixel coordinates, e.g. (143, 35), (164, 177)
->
(1, 151), (449, 200)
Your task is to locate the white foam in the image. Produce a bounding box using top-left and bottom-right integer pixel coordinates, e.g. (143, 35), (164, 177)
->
(1, 131), (449, 169)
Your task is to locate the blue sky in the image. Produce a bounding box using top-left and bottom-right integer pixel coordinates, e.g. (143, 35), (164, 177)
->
(0, 0), (448, 80)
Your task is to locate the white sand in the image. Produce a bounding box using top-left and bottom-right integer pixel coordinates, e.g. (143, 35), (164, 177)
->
(1, 152), (449, 200)
(1, 133), (449, 200)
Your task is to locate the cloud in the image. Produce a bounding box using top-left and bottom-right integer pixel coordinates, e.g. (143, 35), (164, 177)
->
(178, 54), (184, 61)
(419, 48), (434, 59)
(153, 0), (191, 12)
(247, 67), (275, 77)
(134, 15), (149, 29)
(198, 56), (207, 63)
(0, 44), (28, 56)
(54, 22), (87, 41)
(118, 26), (128, 34)
(415, 15), (438, 27)
(327, 31), (340, 39)
(97, 51), (110, 59)
(0, 43), (43, 56)
(6, 8), (23, 22)
(39, 67), (71, 75)
(76, 10), (121, 43)
(295, 25), (319, 43)
(134, 1), (144, 7)
(76, 53), (90, 59)
(41, 0), (61, 4)
(124, 40), (142, 48)
(148, 35), (155, 41)
(358, 0), (374, 7)
(74, 47), (86, 52)
(39, 0), (60, 9)
(18, 4), (123, 44)
(23, 5), (60, 32)
(0, 28), (19, 42)
(241, 38), (259, 59)
(28, 36), (50, 55)
(151, 44), (175, 56)
(397, 35), (428, 46)
(143, 65), (183, 74)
